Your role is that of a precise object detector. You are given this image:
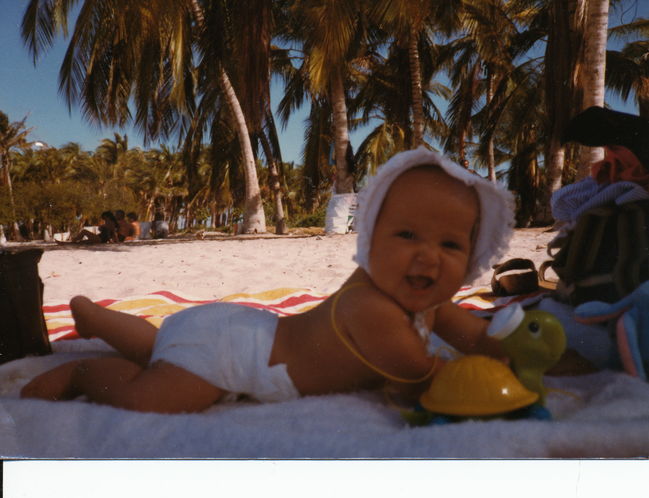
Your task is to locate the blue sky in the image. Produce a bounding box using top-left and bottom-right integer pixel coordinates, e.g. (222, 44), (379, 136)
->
(0, 1), (647, 165)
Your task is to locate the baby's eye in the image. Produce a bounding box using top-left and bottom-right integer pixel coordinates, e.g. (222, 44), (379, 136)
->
(396, 230), (415, 240)
(442, 240), (462, 250)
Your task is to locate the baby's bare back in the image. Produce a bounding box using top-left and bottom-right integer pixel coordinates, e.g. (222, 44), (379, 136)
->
(270, 269), (436, 396)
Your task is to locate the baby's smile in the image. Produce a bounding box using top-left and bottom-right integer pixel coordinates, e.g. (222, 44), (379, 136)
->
(406, 275), (434, 290)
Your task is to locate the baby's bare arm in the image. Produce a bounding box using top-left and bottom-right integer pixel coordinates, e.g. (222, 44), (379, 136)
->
(342, 291), (437, 384)
(433, 302), (504, 358)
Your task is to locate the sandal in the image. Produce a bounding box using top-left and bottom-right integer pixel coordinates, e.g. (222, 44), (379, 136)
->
(491, 258), (539, 296)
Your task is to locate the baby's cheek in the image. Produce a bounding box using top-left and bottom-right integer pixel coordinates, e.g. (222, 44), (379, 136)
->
(448, 255), (471, 281)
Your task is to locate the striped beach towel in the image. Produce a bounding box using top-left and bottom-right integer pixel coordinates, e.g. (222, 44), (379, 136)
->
(452, 285), (547, 316)
(44, 286), (547, 342)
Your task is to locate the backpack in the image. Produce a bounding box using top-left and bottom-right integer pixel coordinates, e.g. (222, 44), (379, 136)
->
(0, 248), (51, 364)
(542, 200), (649, 306)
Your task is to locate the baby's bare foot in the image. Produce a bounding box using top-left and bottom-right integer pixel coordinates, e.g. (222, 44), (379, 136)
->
(21, 361), (83, 401)
(70, 295), (101, 338)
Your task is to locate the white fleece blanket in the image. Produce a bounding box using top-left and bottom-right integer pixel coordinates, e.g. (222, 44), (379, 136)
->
(2, 338), (649, 458)
(2, 290), (649, 458)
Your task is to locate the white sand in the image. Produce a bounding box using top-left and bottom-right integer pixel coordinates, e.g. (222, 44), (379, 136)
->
(35, 228), (556, 303)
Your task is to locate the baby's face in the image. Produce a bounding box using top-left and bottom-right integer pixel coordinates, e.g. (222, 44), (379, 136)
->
(368, 166), (479, 313)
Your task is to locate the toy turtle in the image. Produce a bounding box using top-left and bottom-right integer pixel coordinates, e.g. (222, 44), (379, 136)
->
(403, 304), (566, 425)
(499, 308), (567, 404)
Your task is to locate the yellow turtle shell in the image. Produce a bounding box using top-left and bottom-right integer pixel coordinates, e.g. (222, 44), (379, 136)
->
(419, 355), (539, 416)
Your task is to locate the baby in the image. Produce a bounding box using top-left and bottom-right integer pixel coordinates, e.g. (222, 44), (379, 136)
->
(21, 147), (514, 413)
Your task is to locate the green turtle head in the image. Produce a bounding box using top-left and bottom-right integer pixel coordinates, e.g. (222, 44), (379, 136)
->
(501, 310), (567, 371)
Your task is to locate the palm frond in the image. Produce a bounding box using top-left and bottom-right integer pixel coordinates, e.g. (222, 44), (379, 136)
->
(21, 0), (78, 62)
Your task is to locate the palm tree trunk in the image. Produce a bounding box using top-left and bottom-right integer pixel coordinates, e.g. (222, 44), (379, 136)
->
(538, 0), (585, 225)
(457, 63), (480, 169)
(258, 131), (287, 234)
(458, 129), (467, 167)
(210, 203), (218, 229)
(536, 140), (567, 224)
(486, 138), (496, 183)
(330, 70), (354, 194)
(1, 155), (18, 240)
(408, 24), (425, 148)
(578, 0), (609, 178)
(486, 68), (497, 183)
(219, 69), (266, 233)
(146, 198), (155, 222)
(188, 0), (266, 233)
(269, 161), (287, 234)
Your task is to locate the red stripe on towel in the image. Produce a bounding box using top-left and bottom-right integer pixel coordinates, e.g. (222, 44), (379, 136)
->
(42, 303), (72, 313)
(272, 294), (327, 308)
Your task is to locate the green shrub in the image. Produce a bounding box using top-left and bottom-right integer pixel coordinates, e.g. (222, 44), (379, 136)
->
(0, 180), (139, 232)
(291, 205), (326, 227)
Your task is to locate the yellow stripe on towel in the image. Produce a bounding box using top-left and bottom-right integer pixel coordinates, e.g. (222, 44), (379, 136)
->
(144, 317), (166, 328)
(220, 287), (309, 302)
(107, 298), (175, 311)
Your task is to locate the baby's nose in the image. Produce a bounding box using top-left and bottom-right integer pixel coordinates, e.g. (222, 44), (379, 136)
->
(413, 244), (440, 269)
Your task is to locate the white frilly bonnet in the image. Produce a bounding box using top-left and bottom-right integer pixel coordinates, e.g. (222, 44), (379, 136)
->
(353, 146), (515, 284)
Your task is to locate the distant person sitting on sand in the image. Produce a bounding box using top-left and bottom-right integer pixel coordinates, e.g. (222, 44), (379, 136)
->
(152, 212), (169, 239)
(115, 210), (136, 242)
(127, 212), (141, 240)
(22, 148), (519, 414)
(70, 211), (118, 244)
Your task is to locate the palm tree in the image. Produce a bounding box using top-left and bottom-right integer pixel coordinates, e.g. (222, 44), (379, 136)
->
(0, 111), (32, 239)
(21, 0), (268, 233)
(142, 146), (187, 223)
(96, 133), (129, 167)
(466, 0), (522, 182)
(59, 142), (92, 180)
(212, 63), (267, 233)
(274, 37), (328, 211)
(350, 39), (447, 178)
(371, 0), (462, 148)
(442, 42), (481, 167)
(606, 19), (649, 117)
(285, 0), (367, 195)
(179, 0), (269, 233)
(578, 0), (610, 174)
(300, 98), (335, 212)
(438, 0), (538, 182)
(257, 110), (288, 233)
(229, 0), (288, 231)
(24, 146), (70, 184)
(538, 0), (586, 223)
(482, 58), (547, 225)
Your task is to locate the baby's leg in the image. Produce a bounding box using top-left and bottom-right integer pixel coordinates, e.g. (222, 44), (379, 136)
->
(20, 360), (85, 401)
(22, 357), (226, 413)
(71, 296), (157, 366)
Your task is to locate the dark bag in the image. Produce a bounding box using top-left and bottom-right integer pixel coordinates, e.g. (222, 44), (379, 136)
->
(543, 200), (649, 306)
(0, 248), (51, 364)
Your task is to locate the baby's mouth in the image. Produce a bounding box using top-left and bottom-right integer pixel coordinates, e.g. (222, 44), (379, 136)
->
(406, 275), (434, 289)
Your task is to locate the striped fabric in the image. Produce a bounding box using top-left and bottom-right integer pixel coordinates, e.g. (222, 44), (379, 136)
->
(43, 287), (547, 342)
(44, 289), (327, 342)
(452, 286), (547, 316)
